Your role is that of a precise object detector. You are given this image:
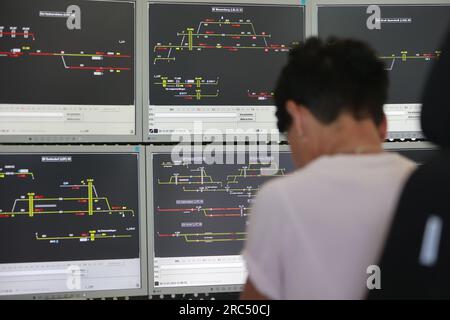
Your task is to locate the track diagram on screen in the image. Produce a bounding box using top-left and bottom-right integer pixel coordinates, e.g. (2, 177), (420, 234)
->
(177, 162), (286, 197)
(0, 153), (140, 263)
(247, 89), (274, 101)
(0, 164), (35, 180)
(0, 25), (132, 76)
(36, 228), (134, 244)
(158, 167), (223, 186)
(154, 75), (220, 100)
(157, 231), (247, 243)
(153, 154), (293, 257)
(0, 178), (135, 218)
(157, 206), (250, 217)
(153, 18), (292, 64)
(226, 163), (286, 184)
(0, 26), (35, 40)
(380, 50), (441, 71)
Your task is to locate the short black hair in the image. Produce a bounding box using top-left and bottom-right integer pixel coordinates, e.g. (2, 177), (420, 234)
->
(274, 37), (389, 133)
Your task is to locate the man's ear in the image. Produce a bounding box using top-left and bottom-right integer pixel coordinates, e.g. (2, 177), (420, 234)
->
(378, 114), (388, 141)
(286, 100), (304, 136)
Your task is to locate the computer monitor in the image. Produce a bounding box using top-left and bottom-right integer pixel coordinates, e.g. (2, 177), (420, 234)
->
(0, 0), (142, 143)
(145, 1), (305, 142)
(146, 142), (437, 295)
(147, 145), (294, 294)
(0, 146), (147, 299)
(312, 0), (450, 140)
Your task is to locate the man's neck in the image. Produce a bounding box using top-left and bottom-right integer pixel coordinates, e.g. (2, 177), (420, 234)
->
(320, 116), (384, 156)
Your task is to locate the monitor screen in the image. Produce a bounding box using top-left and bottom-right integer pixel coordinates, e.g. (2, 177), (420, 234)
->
(147, 144), (434, 295)
(148, 147), (294, 293)
(0, 0), (136, 140)
(0, 148), (144, 299)
(147, 2), (305, 142)
(317, 4), (450, 140)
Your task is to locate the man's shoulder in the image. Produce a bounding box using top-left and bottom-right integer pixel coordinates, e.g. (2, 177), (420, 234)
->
(258, 153), (416, 198)
(258, 165), (317, 199)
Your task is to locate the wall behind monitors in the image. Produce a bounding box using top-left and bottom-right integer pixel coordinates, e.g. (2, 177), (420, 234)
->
(0, 0), (143, 143)
(313, 0), (450, 140)
(0, 146), (147, 299)
(146, 1), (305, 142)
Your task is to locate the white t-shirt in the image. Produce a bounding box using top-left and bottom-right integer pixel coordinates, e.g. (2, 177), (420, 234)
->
(243, 152), (416, 300)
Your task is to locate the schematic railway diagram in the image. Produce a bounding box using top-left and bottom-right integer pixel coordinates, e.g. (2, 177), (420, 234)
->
(152, 151), (294, 258)
(381, 50), (441, 71)
(0, 26), (36, 40)
(154, 75), (220, 100)
(0, 164), (35, 180)
(153, 18), (291, 64)
(0, 178), (135, 218)
(36, 228), (134, 243)
(247, 89), (274, 101)
(0, 153), (140, 264)
(0, 0), (135, 106)
(157, 231), (247, 243)
(0, 26), (132, 76)
(157, 206), (250, 218)
(148, 3), (304, 107)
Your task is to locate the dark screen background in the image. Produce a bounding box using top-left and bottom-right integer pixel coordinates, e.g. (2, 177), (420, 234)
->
(0, 0), (135, 105)
(0, 153), (140, 264)
(318, 5), (450, 104)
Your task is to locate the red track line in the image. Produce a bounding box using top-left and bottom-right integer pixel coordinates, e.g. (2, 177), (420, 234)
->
(157, 207), (243, 212)
(66, 66), (130, 71)
(156, 44), (288, 51)
(1, 32), (36, 40)
(248, 93), (272, 97)
(0, 51), (24, 57)
(29, 52), (131, 58)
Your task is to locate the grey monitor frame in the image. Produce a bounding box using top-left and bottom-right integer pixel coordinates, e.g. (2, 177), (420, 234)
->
(144, 0), (308, 143)
(146, 144), (292, 295)
(382, 141), (437, 151)
(0, 0), (144, 144)
(0, 145), (148, 300)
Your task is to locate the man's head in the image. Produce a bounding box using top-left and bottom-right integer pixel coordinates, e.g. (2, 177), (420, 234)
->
(275, 37), (389, 168)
